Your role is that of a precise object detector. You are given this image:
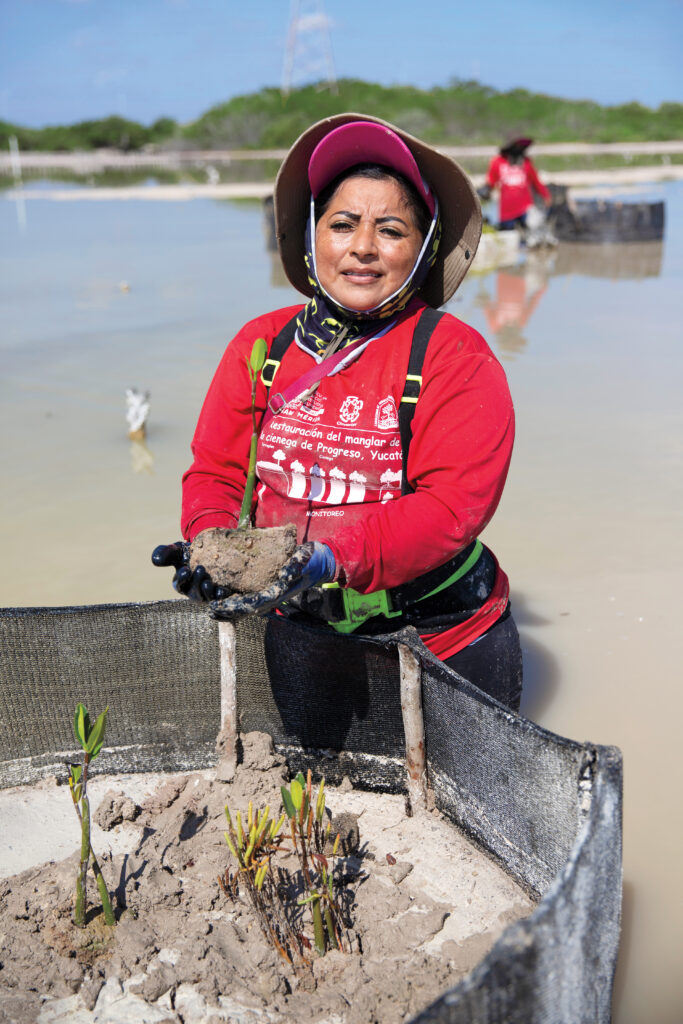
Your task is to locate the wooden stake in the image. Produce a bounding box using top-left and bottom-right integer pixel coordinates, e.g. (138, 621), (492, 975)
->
(398, 643), (428, 816)
(216, 620), (238, 780)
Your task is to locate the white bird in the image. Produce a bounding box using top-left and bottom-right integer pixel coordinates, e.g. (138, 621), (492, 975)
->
(125, 387), (150, 438)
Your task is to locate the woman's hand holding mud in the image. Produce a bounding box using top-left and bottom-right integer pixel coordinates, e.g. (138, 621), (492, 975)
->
(210, 542), (335, 617)
(151, 541), (232, 602)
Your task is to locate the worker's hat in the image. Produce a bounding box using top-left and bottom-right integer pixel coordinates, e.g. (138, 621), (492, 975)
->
(500, 136), (533, 156)
(274, 113), (481, 308)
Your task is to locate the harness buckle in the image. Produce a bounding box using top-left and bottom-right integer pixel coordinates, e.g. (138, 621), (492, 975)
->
(400, 373), (423, 405)
(260, 358), (280, 388)
(320, 582), (403, 635)
(267, 392), (287, 415)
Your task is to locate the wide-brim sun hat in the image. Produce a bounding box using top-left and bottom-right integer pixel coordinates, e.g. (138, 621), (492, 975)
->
(501, 136), (533, 155)
(274, 113), (482, 309)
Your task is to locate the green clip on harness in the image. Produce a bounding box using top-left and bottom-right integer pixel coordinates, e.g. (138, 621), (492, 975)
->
(320, 540), (483, 634)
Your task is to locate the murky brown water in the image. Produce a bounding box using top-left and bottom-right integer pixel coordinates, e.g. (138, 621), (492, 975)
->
(2, 181), (681, 1022)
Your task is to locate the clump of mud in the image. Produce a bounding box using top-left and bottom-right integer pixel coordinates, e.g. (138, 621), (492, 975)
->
(189, 525), (297, 594)
(0, 733), (533, 1024)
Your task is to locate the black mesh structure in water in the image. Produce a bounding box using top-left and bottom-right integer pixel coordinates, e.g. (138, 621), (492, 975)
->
(550, 196), (664, 242)
(0, 601), (622, 1023)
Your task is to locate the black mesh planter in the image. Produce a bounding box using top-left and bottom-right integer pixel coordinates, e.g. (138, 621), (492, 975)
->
(0, 601), (622, 1023)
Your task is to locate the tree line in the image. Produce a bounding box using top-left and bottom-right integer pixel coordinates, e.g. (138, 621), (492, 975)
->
(2, 79), (681, 152)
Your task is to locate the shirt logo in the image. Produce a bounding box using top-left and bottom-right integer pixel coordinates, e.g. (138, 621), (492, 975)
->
(290, 389), (325, 419)
(338, 395), (363, 425)
(501, 165), (527, 187)
(375, 396), (399, 430)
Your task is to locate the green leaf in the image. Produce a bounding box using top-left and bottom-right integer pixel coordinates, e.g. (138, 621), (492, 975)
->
(316, 779), (326, 823)
(249, 337), (267, 374)
(281, 786), (296, 820)
(295, 772), (306, 788)
(69, 775), (82, 803)
(224, 831), (239, 862)
(73, 704), (90, 748)
(297, 893), (320, 906)
(256, 807), (270, 843)
(85, 708), (108, 757)
(70, 764), (82, 784)
(90, 740), (105, 760)
(270, 813), (286, 839)
(290, 778), (303, 811)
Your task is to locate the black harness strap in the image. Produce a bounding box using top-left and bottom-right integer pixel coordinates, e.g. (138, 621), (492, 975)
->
(261, 307), (446, 490)
(398, 307), (445, 494)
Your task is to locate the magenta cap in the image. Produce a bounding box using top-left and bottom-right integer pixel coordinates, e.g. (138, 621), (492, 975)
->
(307, 121), (436, 216)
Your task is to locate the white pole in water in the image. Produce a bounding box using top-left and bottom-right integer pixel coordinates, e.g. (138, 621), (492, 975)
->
(398, 643), (428, 815)
(8, 135), (26, 231)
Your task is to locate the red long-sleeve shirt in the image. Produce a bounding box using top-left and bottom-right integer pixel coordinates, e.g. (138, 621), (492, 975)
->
(182, 301), (514, 655)
(487, 155), (550, 222)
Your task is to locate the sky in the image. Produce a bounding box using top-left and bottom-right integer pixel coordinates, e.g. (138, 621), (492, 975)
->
(1, 0), (681, 128)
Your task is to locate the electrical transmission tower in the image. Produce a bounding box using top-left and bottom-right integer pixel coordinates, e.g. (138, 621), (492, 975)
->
(282, 0), (338, 97)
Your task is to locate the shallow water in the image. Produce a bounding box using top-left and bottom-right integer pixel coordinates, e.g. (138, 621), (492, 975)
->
(2, 180), (682, 1022)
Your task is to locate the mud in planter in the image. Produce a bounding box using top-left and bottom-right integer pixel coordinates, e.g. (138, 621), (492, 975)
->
(0, 601), (623, 1023)
(0, 732), (537, 1024)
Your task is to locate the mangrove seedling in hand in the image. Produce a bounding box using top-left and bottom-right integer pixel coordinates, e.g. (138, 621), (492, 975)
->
(237, 337), (267, 529)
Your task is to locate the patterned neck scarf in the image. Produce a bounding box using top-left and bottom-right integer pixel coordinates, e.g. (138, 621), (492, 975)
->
(295, 196), (441, 357)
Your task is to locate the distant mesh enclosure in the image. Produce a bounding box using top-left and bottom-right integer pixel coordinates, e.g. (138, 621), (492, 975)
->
(0, 601), (622, 1022)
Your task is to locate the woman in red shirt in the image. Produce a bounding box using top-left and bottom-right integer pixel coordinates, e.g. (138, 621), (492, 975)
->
(485, 136), (551, 230)
(154, 114), (523, 711)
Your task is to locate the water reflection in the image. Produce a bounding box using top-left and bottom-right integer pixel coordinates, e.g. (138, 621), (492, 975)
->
(552, 240), (663, 279)
(474, 253), (553, 357)
(510, 590), (561, 721)
(130, 438), (155, 475)
(477, 238), (663, 356)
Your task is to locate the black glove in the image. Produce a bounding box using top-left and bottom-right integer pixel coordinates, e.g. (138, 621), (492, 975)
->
(151, 541), (232, 602)
(211, 542), (335, 618)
